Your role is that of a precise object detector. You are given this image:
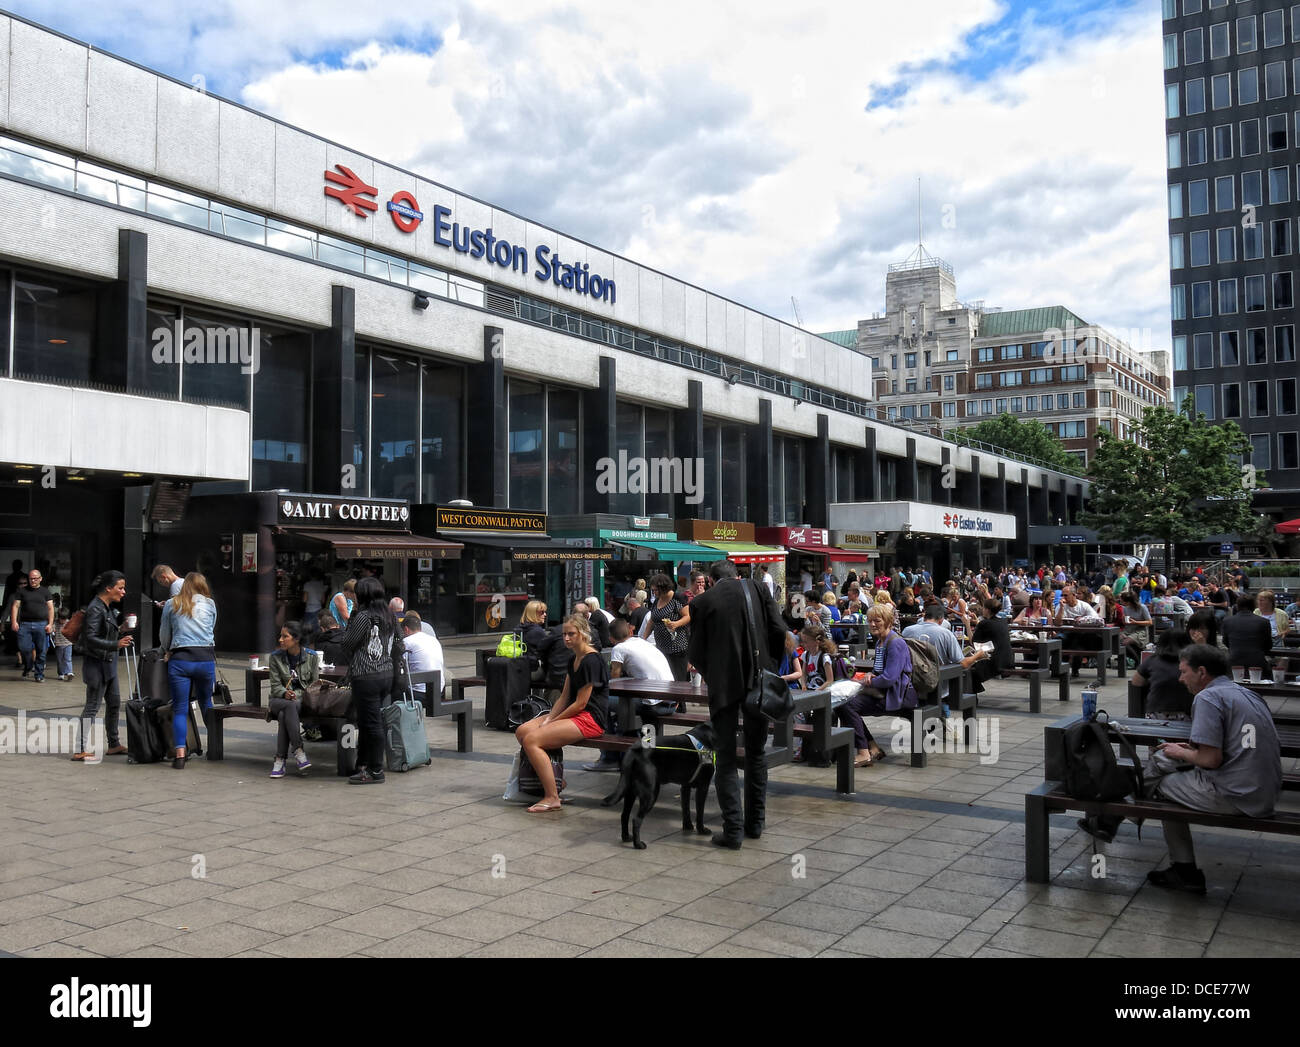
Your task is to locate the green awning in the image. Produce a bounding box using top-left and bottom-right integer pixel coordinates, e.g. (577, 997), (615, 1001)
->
(615, 539), (720, 560)
(699, 541), (788, 564)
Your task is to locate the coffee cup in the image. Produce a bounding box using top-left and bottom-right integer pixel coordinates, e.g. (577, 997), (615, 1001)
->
(124, 614), (137, 630)
(1041, 616), (1049, 626)
(1248, 667), (1262, 683)
(1231, 665), (1246, 682)
(249, 656), (260, 671)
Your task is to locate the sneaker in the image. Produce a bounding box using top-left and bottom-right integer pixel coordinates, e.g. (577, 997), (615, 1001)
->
(270, 758), (286, 779)
(293, 748), (311, 773)
(1076, 815), (1118, 843)
(349, 766), (384, 784)
(1146, 865), (1207, 895)
(581, 760), (620, 772)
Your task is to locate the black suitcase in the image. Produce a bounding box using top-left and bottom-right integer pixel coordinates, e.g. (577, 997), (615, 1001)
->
(484, 656), (531, 730)
(125, 646), (203, 759)
(126, 697), (169, 764)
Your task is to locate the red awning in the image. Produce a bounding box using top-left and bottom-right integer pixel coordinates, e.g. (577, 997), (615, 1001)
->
(791, 543), (874, 561)
(1276, 518), (1300, 534)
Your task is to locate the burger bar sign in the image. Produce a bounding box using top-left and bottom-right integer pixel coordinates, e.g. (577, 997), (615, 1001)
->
(323, 166), (617, 306)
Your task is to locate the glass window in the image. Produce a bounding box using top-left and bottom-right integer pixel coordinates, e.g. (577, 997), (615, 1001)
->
(1266, 62), (1288, 101)
(943, 401), (956, 418)
(720, 425), (744, 521)
(1189, 179), (1210, 214)
(1195, 386), (1215, 419)
(1265, 9), (1286, 47)
(1280, 433), (1300, 471)
(904, 352), (917, 368)
(1241, 119), (1261, 155)
(1251, 433), (1271, 470)
(13, 269), (97, 387)
(1173, 335), (1188, 371)
(976, 347), (993, 363)
(1246, 275), (1268, 311)
(1270, 166), (1291, 203)
(643, 407), (673, 517)
(1244, 224), (1264, 259)
(316, 234), (365, 274)
(1268, 112), (1288, 149)
(1294, 5), (1300, 42)
(1211, 73), (1231, 109)
(1172, 284), (1187, 321)
(1277, 325), (1297, 363)
(1194, 333), (1214, 368)
(508, 379), (546, 510)
(943, 374), (955, 390)
(1274, 272), (1295, 310)
(945, 349), (959, 362)
(1184, 0), (1201, 14)
(1057, 394), (1069, 410)
(1209, 22), (1229, 59)
(1221, 331), (1240, 367)
(251, 327), (310, 491)
(1170, 233), (1185, 269)
(1190, 230), (1211, 266)
(1216, 226), (1236, 261)
(1214, 175), (1234, 212)
(1239, 67), (1260, 105)
(423, 363), (465, 507)
(142, 303), (180, 399)
(1188, 28), (1206, 64)
(1224, 383), (1241, 418)
(1073, 392), (1086, 408)
(1238, 14), (1258, 52)
(1188, 129), (1208, 165)
(1166, 82), (1181, 119)
(1214, 125), (1233, 161)
(1164, 35), (1178, 70)
(1163, 0), (1176, 17)
(1242, 169), (1262, 205)
(1273, 219), (1293, 256)
(369, 352), (419, 500)
(1169, 183), (1183, 219)
(1279, 379), (1298, 416)
(1192, 282), (1212, 318)
(1251, 381), (1269, 417)
(1218, 279), (1238, 314)
(1249, 328), (1268, 365)
(1168, 134), (1182, 169)
(180, 312), (251, 410)
(1186, 78), (1206, 114)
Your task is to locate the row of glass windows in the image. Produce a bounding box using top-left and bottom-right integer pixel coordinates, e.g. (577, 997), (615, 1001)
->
(1174, 326), (1298, 370)
(1171, 273), (1294, 319)
(964, 395), (1088, 417)
(973, 366), (1089, 389)
(1168, 64), (1300, 119)
(1173, 222), (1295, 265)
(1193, 379), (1299, 419)
(1169, 125), (1300, 169)
(1164, 7), (1300, 67)
(1171, 172), (1295, 223)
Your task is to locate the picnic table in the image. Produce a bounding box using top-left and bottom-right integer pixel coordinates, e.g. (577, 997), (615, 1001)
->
(1008, 622), (1124, 682)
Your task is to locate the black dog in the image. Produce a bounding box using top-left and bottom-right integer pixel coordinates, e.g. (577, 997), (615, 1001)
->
(601, 723), (717, 849)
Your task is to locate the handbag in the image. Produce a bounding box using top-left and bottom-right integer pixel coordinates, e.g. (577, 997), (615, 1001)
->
(300, 678), (353, 718)
(212, 670), (234, 706)
(496, 633), (527, 658)
(61, 608), (85, 643)
(740, 580), (794, 722)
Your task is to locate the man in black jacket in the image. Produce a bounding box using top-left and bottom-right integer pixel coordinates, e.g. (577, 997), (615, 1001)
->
(687, 559), (786, 849)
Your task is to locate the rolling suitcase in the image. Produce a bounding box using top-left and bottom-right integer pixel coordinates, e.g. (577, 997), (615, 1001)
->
(129, 645), (203, 757)
(383, 695), (431, 772)
(484, 655), (530, 730)
(123, 646), (168, 764)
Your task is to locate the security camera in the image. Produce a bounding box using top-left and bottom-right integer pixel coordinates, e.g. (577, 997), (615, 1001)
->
(413, 292), (430, 311)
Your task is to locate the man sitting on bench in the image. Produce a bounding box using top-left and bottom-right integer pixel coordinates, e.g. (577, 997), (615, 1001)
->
(1082, 644), (1282, 895)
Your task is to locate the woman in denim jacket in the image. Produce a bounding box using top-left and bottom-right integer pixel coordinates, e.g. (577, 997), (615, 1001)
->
(160, 572), (218, 769)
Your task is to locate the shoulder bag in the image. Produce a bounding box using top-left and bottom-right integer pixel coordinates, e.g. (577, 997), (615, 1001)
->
(741, 580), (794, 722)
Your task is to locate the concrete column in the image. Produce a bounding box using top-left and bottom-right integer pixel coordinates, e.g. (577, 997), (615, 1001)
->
(581, 356), (617, 514)
(804, 414), (831, 526)
(310, 286), (356, 495)
(674, 380), (704, 520)
(465, 325), (509, 507)
(746, 398), (775, 525)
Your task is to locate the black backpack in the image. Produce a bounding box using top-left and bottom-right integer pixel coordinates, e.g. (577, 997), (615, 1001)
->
(1061, 713), (1144, 802)
(507, 694), (551, 730)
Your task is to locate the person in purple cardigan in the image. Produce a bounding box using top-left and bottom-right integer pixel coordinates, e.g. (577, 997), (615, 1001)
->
(838, 603), (917, 766)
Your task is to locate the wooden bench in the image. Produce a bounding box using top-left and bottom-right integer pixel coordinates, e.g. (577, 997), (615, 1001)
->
(1025, 781), (1300, 882)
(407, 670), (472, 752)
(450, 675), (486, 706)
(998, 666), (1056, 713)
(206, 703), (356, 776)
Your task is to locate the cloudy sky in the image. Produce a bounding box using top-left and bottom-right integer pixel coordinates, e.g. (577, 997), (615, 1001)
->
(12, 0), (1169, 351)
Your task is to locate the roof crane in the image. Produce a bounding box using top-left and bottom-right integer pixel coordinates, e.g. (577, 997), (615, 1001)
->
(790, 296), (804, 328)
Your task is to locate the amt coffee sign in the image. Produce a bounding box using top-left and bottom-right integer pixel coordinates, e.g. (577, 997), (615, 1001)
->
(278, 495), (409, 530)
(322, 166), (617, 306)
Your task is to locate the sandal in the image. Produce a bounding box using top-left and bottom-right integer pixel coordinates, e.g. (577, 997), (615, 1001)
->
(527, 800), (562, 813)
(854, 751), (875, 767)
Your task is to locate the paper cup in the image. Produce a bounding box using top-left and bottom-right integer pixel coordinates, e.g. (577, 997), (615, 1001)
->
(249, 656), (260, 670)
(1231, 666), (1246, 682)
(1248, 667), (1263, 683)
(124, 614), (137, 629)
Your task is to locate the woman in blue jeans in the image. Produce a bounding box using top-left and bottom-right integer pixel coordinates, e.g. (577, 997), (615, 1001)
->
(160, 572), (218, 769)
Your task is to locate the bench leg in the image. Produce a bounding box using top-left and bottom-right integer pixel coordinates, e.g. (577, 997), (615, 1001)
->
(1057, 671), (1070, 702)
(1094, 655), (1107, 686)
(207, 715), (224, 760)
(836, 742), (855, 795)
(457, 711), (473, 753)
(910, 708), (927, 768)
(1028, 674), (1042, 715)
(1113, 638), (1126, 680)
(336, 722), (357, 777)
(1025, 788), (1051, 883)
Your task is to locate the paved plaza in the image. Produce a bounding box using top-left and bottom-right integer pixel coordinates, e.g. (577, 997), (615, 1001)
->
(1, 644), (1298, 959)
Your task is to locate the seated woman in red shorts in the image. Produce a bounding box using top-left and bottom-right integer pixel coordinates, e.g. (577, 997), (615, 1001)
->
(515, 613), (609, 813)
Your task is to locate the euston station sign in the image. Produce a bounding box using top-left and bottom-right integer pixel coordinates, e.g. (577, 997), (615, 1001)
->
(323, 165), (617, 306)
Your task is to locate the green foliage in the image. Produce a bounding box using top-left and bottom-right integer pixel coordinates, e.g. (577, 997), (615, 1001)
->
(1080, 396), (1255, 556)
(951, 414), (1079, 472)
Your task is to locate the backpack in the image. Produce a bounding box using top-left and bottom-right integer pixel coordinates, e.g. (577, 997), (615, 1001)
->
(1060, 714), (1144, 802)
(900, 636), (940, 696)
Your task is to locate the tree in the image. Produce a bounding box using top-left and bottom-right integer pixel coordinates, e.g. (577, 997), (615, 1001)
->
(951, 413), (1079, 472)
(1080, 396), (1255, 571)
